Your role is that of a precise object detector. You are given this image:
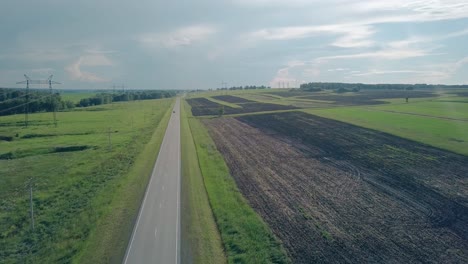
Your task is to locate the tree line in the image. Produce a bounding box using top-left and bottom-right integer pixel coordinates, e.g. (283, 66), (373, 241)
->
(299, 82), (468, 92)
(0, 88), (177, 116)
(0, 88), (74, 116)
(215, 85), (271, 91)
(77, 90), (177, 107)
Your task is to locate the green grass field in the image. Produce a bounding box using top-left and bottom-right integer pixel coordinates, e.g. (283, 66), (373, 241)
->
(184, 100), (289, 263)
(0, 98), (174, 263)
(180, 100), (226, 264)
(306, 104), (468, 156)
(370, 99), (468, 120)
(204, 89), (468, 157)
(60, 92), (97, 103)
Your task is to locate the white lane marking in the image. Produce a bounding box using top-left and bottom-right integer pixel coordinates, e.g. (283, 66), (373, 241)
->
(154, 227), (158, 237)
(123, 103), (175, 264)
(175, 99), (181, 264)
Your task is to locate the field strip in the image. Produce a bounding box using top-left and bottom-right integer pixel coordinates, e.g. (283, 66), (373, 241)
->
(205, 97), (242, 108)
(186, 101), (290, 263)
(74, 99), (175, 263)
(365, 107), (468, 122)
(180, 100), (226, 263)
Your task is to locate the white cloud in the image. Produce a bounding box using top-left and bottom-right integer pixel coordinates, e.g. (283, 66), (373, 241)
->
(346, 56), (468, 83)
(139, 25), (217, 49)
(232, 0), (322, 7)
(65, 54), (113, 83)
(248, 0), (468, 53)
(269, 67), (301, 88)
(237, 0), (468, 22)
(31, 68), (54, 74)
(0, 49), (70, 62)
(317, 48), (432, 61)
(251, 24), (376, 49)
(349, 70), (432, 77)
(328, 68), (350, 72)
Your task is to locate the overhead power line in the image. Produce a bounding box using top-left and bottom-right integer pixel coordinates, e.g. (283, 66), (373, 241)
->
(16, 75), (61, 127)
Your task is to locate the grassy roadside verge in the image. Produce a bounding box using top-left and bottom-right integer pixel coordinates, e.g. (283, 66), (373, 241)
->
(180, 100), (226, 264)
(185, 100), (290, 263)
(73, 99), (175, 263)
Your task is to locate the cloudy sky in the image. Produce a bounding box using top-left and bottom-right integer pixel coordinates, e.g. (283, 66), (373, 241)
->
(1, 0), (468, 90)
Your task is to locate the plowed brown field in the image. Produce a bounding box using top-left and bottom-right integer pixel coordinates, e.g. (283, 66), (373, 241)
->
(203, 111), (468, 263)
(187, 97), (297, 116)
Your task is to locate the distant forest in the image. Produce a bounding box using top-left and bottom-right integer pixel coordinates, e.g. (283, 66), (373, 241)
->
(77, 90), (177, 107)
(214, 85), (271, 91)
(0, 88), (72, 116)
(0, 88), (177, 116)
(300, 82), (468, 92)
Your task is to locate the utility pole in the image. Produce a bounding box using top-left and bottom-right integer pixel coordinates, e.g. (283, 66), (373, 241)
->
(221, 81), (227, 89)
(47, 75), (59, 127)
(16, 75), (30, 127)
(108, 128), (112, 151)
(25, 79), (29, 127)
(28, 178), (35, 231)
(16, 74), (61, 127)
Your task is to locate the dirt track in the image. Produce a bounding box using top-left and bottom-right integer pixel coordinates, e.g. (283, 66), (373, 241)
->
(204, 112), (468, 263)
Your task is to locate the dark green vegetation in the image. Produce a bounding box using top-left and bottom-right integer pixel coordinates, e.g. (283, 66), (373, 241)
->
(0, 98), (174, 263)
(0, 88), (177, 118)
(0, 88), (74, 116)
(305, 93), (468, 156)
(299, 82), (468, 91)
(214, 85), (270, 91)
(300, 90), (437, 105)
(77, 90), (177, 107)
(180, 101), (226, 263)
(184, 100), (289, 263)
(204, 111), (468, 263)
(187, 97), (297, 116)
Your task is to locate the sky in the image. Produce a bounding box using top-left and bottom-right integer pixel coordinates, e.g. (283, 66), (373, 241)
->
(1, 0), (468, 90)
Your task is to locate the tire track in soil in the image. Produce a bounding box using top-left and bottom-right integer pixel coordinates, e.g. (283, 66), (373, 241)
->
(203, 112), (468, 263)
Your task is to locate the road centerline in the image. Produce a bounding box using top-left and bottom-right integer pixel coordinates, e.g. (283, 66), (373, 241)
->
(123, 98), (181, 264)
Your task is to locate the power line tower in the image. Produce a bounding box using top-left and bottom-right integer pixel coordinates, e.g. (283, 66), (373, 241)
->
(16, 74), (61, 127)
(47, 75), (61, 127)
(29, 178), (35, 230)
(221, 81), (227, 89)
(16, 75), (31, 127)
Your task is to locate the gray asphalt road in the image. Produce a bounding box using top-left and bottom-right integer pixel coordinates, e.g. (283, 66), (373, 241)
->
(123, 98), (181, 264)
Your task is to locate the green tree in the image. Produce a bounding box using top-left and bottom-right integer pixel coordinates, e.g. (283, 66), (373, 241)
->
(218, 105), (225, 117)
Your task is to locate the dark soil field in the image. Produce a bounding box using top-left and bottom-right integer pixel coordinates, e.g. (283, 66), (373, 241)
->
(300, 90), (437, 105)
(212, 95), (254, 103)
(203, 111), (468, 263)
(187, 97), (297, 116)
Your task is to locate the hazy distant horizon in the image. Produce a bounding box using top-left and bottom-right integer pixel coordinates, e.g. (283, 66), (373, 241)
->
(1, 0), (468, 90)
(3, 81), (468, 91)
